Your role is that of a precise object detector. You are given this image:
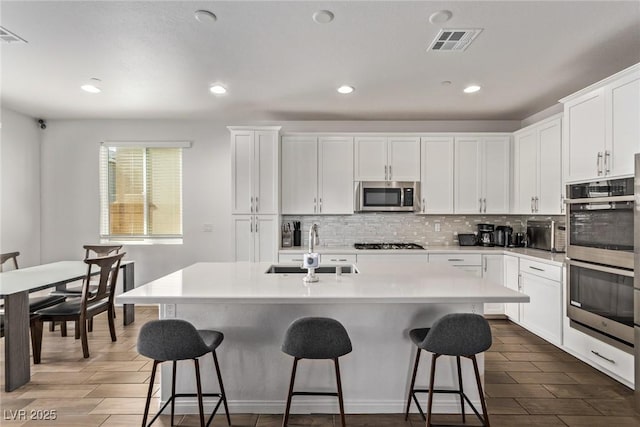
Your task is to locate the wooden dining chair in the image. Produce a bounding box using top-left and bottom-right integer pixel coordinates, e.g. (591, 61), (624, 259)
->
(49, 244), (123, 334)
(32, 252), (125, 361)
(0, 251), (20, 272)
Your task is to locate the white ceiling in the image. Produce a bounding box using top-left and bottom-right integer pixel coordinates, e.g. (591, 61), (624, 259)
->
(1, 1), (639, 122)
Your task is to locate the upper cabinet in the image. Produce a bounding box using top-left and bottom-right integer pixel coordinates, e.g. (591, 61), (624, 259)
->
(561, 64), (640, 182)
(281, 135), (354, 215)
(513, 115), (563, 215)
(354, 136), (420, 181)
(454, 135), (510, 214)
(419, 136), (454, 214)
(230, 127), (280, 215)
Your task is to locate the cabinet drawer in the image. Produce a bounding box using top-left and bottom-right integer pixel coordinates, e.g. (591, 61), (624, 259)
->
(583, 334), (634, 381)
(279, 253), (305, 264)
(320, 254), (357, 264)
(429, 253), (482, 266)
(519, 259), (561, 281)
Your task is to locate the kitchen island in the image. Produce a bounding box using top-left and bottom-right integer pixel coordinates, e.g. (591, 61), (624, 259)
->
(117, 261), (528, 415)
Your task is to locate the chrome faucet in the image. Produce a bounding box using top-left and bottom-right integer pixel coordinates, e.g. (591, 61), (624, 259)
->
(308, 223), (319, 253)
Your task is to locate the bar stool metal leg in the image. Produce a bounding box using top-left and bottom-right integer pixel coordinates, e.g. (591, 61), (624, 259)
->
(282, 357), (299, 427)
(194, 359), (205, 427)
(212, 351), (232, 426)
(142, 360), (159, 427)
(456, 355), (466, 423)
(405, 347), (422, 421)
(425, 354), (439, 427)
(171, 361), (177, 426)
(472, 355), (490, 427)
(334, 358), (346, 427)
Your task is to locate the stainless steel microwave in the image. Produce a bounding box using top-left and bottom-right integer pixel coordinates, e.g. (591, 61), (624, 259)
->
(354, 181), (420, 212)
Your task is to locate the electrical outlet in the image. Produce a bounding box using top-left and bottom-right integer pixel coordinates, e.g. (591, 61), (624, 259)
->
(434, 223), (441, 232)
(165, 304), (176, 318)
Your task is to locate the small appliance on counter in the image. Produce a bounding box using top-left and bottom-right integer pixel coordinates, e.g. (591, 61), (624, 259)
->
(457, 234), (477, 246)
(477, 224), (495, 247)
(292, 221), (301, 247)
(527, 220), (566, 253)
(493, 226), (513, 247)
(281, 223), (293, 248)
(512, 232), (527, 247)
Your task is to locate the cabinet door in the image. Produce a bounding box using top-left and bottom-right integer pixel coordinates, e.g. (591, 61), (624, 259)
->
(503, 255), (520, 322)
(255, 215), (278, 262)
(233, 215), (253, 261)
(454, 137), (482, 213)
(483, 254), (505, 315)
(564, 90), (606, 182)
(319, 137), (354, 214)
(281, 136), (318, 214)
(513, 130), (538, 214)
(231, 131), (254, 214)
(354, 137), (387, 181)
(254, 131), (279, 214)
(420, 137), (454, 214)
(482, 137), (510, 214)
(608, 73), (640, 177)
(520, 272), (562, 346)
(537, 118), (563, 214)
(388, 137), (421, 181)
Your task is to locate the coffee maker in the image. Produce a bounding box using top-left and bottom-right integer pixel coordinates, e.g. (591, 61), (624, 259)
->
(494, 225), (513, 247)
(477, 223), (495, 247)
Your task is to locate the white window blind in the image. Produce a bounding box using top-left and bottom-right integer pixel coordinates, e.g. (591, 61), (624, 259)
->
(99, 142), (186, 242)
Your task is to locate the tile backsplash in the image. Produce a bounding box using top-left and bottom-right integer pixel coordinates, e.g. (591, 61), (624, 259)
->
(281, 213), (565, 248)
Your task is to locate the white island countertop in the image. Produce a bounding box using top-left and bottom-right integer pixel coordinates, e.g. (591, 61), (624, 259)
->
(116, 261), (529, 305)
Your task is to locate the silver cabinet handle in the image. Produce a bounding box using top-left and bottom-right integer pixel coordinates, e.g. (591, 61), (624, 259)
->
(604, 150), (611, 174)
(448, 258), (464, 262)
(250, 196), (254, 213)
(291, 258), (303, 262)
(256, 219), (258, 232)
(384, 165), (388, 180)
(479, 198), (483, 213)
(597, 152), (603, 175)
(255, 197), (259, 212)
(529, 266), (545, 272)
(591, 350), (615, 364)
(483, 258), (487, 272)
(422, 198), (425, 213)
(483, 198), (487, 213)
(313, 197), (317, 213)
(531, 196), (534, 213)
(250, 216), (253, 232)
(319, 198), (322, 213)
(517, 273), (522, 291)
(330, 258), (348, 262)
(560, 194), (565, 213)
(534, 196), (539, 213)
(389, 165), (392, 180)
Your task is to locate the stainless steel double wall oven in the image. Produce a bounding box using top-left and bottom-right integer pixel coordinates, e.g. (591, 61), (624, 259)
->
(566, 177), (635, 346)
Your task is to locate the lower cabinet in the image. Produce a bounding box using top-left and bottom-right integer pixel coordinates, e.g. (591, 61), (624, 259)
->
(233, 215), (278, 262)
(519, 259), (563, 346)
(503, 255), (520, 321)
(482, 254), (505, 315)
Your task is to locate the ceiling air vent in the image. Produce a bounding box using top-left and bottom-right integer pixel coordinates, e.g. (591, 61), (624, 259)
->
(0, 26), (27, 44)
(428, 28), (482, 51)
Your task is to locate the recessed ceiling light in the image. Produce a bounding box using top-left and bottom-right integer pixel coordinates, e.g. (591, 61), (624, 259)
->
(209, 84), (227, 95)
(313, 10), (335, 24)
(81, 78), (102, 93)
(195, 10), (217, 23)
(463, 85), (481, 94)
(441, 80), (452, 86)
(429, 10), (453, 24)
(337, 85), (354, 94)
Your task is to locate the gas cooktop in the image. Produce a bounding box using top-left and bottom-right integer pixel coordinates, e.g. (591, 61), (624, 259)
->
(354, 243), (425, 250)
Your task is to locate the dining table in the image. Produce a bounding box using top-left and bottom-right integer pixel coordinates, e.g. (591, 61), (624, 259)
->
(0, 260), (134, 391)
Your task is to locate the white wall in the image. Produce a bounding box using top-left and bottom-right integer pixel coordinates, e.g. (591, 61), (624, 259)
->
(0, 108), (42, 267)
(38, 118), (520, 286)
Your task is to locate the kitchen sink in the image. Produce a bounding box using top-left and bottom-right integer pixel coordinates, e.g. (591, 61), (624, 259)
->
(265, 265), (359, 274)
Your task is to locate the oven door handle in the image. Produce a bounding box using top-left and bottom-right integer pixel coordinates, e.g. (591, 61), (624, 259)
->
(566, 259), (634, 277)
(566, 195), (634, 204)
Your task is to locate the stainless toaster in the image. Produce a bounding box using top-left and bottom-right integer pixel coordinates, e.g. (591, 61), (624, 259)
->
(526, 220), (566, 253)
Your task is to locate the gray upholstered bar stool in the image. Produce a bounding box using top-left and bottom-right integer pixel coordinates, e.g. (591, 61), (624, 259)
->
(404, 313), (492, 427)
(281, 317), (352, 427)
(137, 319), (231, 427)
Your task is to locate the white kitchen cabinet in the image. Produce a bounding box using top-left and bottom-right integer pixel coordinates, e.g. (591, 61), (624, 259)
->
(230, 127), (280, 214)
(519, 259), (562, 346)
(513, 115), (563, 215)
(354, 136), (420, 181)
(282, 136), (354, 215)
(482, 254), (505, 315)
(429, 253), (482, 277)
(233, 215), (277, 262)
(419, 137), (454, 214)
(562, 64), (640, 182)
(503, 255), (520, 322)
(454, 136), (510, 214)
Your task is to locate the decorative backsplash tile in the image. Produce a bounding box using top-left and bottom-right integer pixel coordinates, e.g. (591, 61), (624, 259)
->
(281, 213), (565, 248)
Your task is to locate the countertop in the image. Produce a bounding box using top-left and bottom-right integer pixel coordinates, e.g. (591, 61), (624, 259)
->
(279, 245), (566, 266)
(116, 261), (529, 305)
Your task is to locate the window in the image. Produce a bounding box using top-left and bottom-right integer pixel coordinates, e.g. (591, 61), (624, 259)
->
(99, 141), (189, 243)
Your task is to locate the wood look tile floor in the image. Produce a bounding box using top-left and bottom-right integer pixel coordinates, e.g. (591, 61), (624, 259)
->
(1, 307), (639, 426)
